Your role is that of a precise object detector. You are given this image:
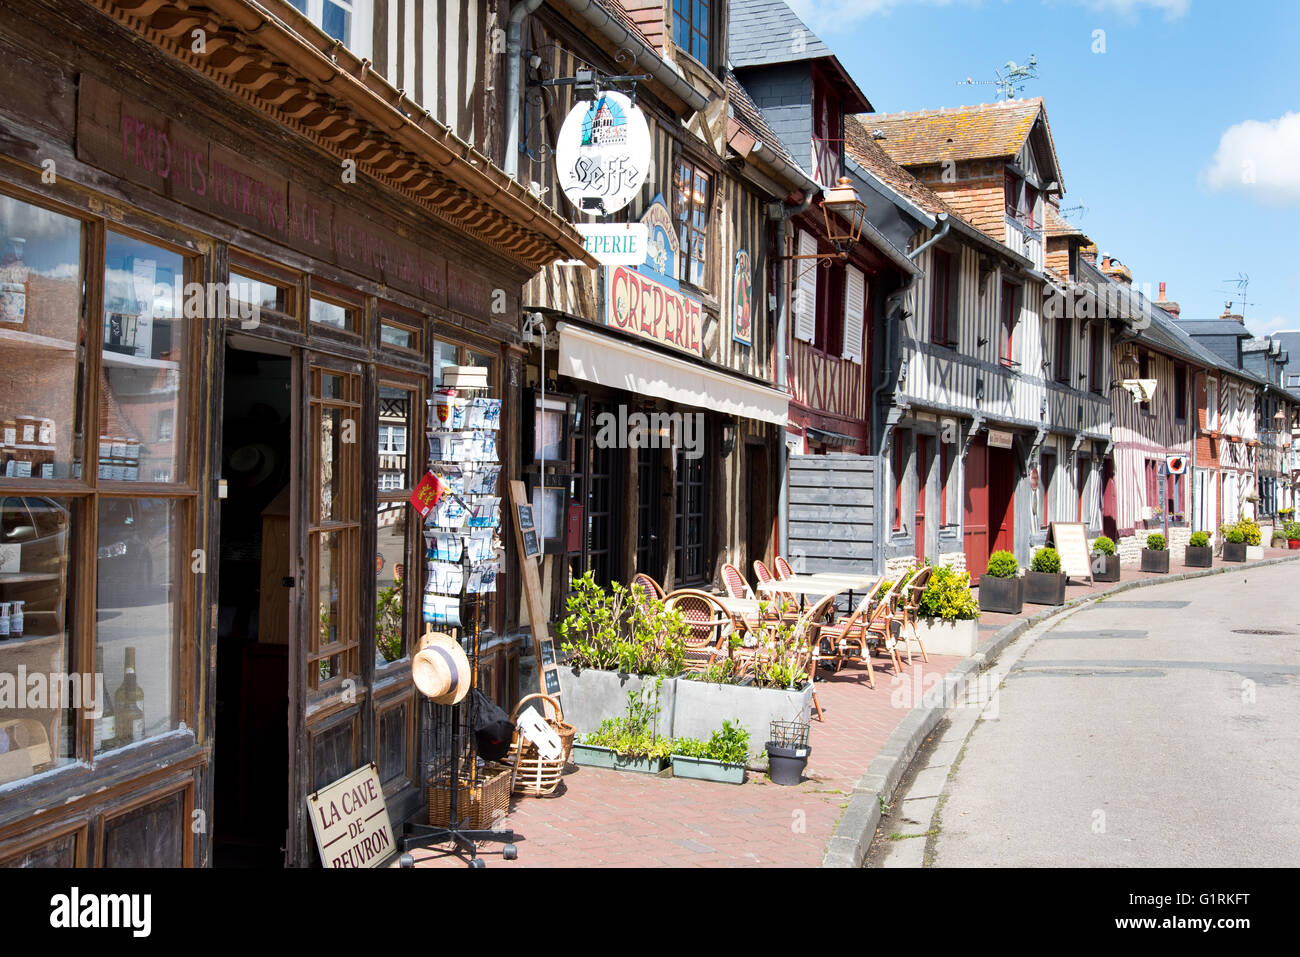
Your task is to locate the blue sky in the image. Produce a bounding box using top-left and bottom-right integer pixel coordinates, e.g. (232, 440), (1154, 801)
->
(786, 0), (1300, 335)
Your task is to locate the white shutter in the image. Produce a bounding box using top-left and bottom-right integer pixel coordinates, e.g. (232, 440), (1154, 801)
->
(793, 229), (817, 343)
(842, 264), (864, 362)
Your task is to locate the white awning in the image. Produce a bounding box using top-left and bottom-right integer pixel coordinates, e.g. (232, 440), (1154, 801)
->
(556, 321), (789, 426)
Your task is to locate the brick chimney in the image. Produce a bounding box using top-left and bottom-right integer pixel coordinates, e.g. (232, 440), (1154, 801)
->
(1156, 281), (1181, 318)
(1101, 254), (1132, 286)
(1079, 243), (1097, 266)
(1222, 304), (1245, 324)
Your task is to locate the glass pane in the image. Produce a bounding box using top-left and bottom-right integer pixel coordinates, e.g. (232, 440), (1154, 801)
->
(316, 406), (344, 523)
(0, 195), (85, 481)
(316, 530), (341, 653)
(310, 297), (353, 331)
(380, 323), (414, 349)
(432, 340), (457, 388)
(229, 271), (288, 315)
(0, 495), (77, 781)
(375, 509), (408, 665)
(322, 0), (351, 44)
(101, 233), (186, 484)
(378, 385), (412, 489)
(317, 372), (344, 400)
(95, 497), (180, 752)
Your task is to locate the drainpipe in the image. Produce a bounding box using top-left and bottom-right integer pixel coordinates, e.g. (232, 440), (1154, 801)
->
(504, 0), (547, 180)
(769, 190), (816, 558)
(1191, 367), (1205, 532)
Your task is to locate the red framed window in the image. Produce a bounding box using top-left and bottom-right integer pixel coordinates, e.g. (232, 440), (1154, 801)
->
(1005, 171), (1019, 218)
(813, 253), (845, 356)
(1023, 185), (1039, 228)
(892, 432), (907, 531)
(1054, 314), (1072, 383)
(930, 248), (954, 347)
(1000, 282), (1018, 366)
(1089, 324), (1105, 395)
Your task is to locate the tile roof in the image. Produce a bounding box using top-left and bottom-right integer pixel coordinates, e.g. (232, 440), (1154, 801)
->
(867, 98), (1046, 167)
(1174, 320), (1253, 338)
(599, 0), (654, 47)
(843, 114), (961, 220)
(728, 0), (834, 68)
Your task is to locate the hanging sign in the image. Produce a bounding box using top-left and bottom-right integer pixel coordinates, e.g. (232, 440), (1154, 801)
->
(733, 249), (753, 347)
(307, 764), (395, 869)
(557, 223), (649, 266)
(988, 429), (1015, 449)
(1165, 454), (1187, 475)
(555, 91), (651, 216)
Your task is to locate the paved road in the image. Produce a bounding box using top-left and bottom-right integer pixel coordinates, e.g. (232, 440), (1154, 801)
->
(874, 564), (1300, 867)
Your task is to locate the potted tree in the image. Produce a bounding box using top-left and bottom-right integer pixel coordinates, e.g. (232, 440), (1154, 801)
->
(1184, 530), (1212, 568)
(1141, 533), (1170, 573)
(1090, 535), (1121, 582)
(670, 720), (749, 785)
(910, 564), (981, 655)
(1023, 546), (1067, 605)
(978, 550), (1023, 614)
(1222, 526), (1247, 563)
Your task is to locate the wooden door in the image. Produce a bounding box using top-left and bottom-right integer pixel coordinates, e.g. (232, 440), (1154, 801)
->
(963, 435), (989, 582)
(1102, 457), (1118, 540)
(915, 435), (929, 563)
(989, 445), (1016, 555)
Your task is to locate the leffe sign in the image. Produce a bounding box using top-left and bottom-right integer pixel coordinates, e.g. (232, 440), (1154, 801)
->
(555, 91), (651, 216)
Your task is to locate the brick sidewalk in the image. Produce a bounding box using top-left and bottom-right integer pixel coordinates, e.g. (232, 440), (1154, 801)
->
(408, 548), (1294, 868)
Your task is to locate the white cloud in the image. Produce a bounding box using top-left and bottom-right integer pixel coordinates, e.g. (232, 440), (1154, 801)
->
(787, 0), (1187, 34)
(1206, 113), (1300, 207)
(1250, 315), (1296, 337)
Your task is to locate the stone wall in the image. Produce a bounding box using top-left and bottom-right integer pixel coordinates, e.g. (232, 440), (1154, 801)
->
(1118, 526), (1193, 565)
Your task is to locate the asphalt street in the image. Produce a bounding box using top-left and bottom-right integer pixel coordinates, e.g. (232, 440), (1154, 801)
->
(872, 563), (1300, 867)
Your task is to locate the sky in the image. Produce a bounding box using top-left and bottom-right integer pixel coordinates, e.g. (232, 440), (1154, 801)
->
(784, 0), (1300, 336)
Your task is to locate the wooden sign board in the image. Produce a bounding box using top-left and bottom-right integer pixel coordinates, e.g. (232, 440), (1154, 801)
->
(539, 639), (556, 665)
(509, 479), (558, 696)
(1047, 522), (1094, 584)
(522, 527), (541, 559)
(307, 764), (395, 869)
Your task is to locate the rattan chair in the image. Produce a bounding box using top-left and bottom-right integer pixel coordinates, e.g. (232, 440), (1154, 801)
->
(664, 589), (733, 671)
(630, 572), (665, 600)
(774, 555), (795, 579)
(720, 562), (755, 599)
(734, 591), (836, 720)
(817, 576), (903, 685)
(888, 566), (932, 665)
(754, 559), (797, 621)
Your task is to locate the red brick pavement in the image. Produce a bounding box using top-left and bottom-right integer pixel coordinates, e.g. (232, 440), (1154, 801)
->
(408, 549), (1294, 868)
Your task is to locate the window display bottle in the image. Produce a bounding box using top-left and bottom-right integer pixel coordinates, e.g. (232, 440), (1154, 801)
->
(93, 646), (116, 751)
(112, 646), (144, 745)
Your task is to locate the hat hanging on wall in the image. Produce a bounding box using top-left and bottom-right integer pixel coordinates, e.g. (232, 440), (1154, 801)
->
(412, 630), (472, 705)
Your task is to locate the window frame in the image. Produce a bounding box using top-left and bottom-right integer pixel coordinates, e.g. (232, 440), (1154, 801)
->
(1054, 313), (1072, 384)
(672, 0), (714, 69)
(1089, 322), (1105, 396)
(813, 252), (845, 357)
(673, 156), (713, 292)
(999, 281), (1019, 368)
(929, 247), (956, 348)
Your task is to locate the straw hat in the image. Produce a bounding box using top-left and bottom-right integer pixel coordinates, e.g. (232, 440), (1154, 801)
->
(412, 631), (471, 705)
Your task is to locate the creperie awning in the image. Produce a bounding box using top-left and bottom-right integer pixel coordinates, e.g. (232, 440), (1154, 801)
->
(556, 321), (789, 427)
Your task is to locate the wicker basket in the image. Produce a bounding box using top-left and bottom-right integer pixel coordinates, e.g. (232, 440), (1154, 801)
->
(427, 762), (512, 829)
(509, 693), (572, 796)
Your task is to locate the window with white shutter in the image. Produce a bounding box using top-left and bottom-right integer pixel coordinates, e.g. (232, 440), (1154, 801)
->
(793, 229), (817, 343)
(842, 264), (864, 363)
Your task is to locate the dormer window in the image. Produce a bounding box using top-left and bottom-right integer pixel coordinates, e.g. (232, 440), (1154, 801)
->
(673, 0), (712, 67)
(1004, 170), (1041, 230)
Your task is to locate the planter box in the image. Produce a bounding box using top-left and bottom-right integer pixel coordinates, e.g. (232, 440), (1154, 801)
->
(1023, 570), (1067, 606)
(669, 754), (746, 785)
(1090, 553), (1121, 582)
(1140, 549), (1170, 573)
(1184, 546), (1212, 568)
(1222, 542), (1247, 563)
(1246, 545), (1265, 561)
(1290, 540), (1300, 550)
(557, 668), (677, 739)
(672, 678), (813, 770)
(571, 743), (667, 774)
(978, 575), (1023, 615)
(912, 618), (980, 657)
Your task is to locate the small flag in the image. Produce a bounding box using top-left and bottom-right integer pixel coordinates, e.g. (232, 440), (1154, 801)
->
(410, 471), (447, 518)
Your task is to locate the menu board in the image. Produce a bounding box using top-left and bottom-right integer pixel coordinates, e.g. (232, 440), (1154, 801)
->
(1048, 522), (1094, 583)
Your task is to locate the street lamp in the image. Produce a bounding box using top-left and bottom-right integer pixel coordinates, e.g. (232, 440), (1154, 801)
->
(781, 177), (870, 280)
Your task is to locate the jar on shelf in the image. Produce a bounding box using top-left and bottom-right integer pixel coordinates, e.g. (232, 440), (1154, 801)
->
(37, 419), (54, 446)
(18, 415), (38, 445)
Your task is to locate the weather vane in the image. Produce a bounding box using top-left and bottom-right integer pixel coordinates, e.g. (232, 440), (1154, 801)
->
(957, 55), (1039, 100)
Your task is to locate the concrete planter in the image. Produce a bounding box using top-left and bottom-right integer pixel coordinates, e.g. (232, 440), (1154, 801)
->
(912, 618), (980, 657)
(1246, 545), (1265, 561)
(571, 743), (667, 774)
(978, 575), (1023, 614)
(557, 668), (677, 739)
(1184, 545), (1213, 568)
(672, 678), (813, 770)
(1222, 542), (1247, 563)
(1023, 570), (1067, 605)
(669, 754), (746, 785)
(1140, 548), (1170, 573)
(1090, 553), (1121, 582)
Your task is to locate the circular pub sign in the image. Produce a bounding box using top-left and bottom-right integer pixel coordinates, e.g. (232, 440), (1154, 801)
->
(555, 91), (651, 217)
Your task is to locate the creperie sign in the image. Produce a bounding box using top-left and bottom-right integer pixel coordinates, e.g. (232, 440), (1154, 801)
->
(606, 265), (703, 357)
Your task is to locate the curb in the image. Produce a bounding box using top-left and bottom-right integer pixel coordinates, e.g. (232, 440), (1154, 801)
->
(819, 553), (1300, 868)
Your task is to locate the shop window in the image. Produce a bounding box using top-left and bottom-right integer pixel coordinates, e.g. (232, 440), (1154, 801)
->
(95, 497), (182, 752)
(674, 445), (707, 586)
(0, 194), (85, 482)
(377, 302), (422, 356)
(674, 160), (710, 289)
(376, 378), (417, 668)
(672, 0), (712, 67)
(101, 232), (189, 485)
(310, 296), (355, 332)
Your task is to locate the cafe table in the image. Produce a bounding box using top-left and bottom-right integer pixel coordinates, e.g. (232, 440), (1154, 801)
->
(756, 571), (879, 611)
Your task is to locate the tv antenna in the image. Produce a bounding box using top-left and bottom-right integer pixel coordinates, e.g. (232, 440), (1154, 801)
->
(957, 55), (1038, 101)
(1059, 202), (1087, 221)
(1221, 273), (1256, 315)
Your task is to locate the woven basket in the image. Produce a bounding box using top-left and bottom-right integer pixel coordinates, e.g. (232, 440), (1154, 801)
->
(427, 762), (512, 829)
(509, 693), (572, 796)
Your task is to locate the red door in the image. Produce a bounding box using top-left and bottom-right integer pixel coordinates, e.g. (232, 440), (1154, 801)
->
(1102, 457), (1117, 540)
(963, 436), (989, 582)
(989, 445), (1017, 555)
(915, 435), (929, 563)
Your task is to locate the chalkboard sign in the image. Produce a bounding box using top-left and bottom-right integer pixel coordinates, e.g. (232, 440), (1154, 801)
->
(516, 504), (534, 530)
(1048, 522), (1094, 584)
(543, 668), (561, 696)
(522, 527), (541, 559)
(539, 639), (555, 665)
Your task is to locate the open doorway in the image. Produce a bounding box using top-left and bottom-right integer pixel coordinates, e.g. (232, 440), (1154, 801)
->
(213, 341), (293, 867)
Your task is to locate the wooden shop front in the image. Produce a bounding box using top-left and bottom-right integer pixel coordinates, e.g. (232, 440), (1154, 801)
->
(0, 0), (587, 867)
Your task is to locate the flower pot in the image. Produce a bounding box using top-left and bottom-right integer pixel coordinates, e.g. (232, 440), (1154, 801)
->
(1222, 542), (1247, 563)
(1246, 545), (1265, 561)
(912, 618), (980, 656)
(673, 679), (813, 770)
(1289, 540), (1300, 550)
(1184, 545), (1212, 568)
(1140, 549), (1170, 574)
(571, 743), (667, 774)
(765, 742), (810, 786)
(1090, 553), (1121, 582)
(670, 754), (746, 785)
(978, 575), (1023, 615)
(1023, 570), (1067, 606)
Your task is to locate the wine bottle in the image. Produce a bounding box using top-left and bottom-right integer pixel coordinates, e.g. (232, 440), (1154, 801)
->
(94, 646), (116, 751)
(113, 646), (144, 745)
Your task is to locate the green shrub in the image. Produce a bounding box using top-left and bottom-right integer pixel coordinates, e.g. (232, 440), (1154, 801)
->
(558, 572), (688, 676)
(1238, 519), (1262, 546)
(671, 719), (750, 765)
(986, 550), (1019, 578)
(1091, 536), (1116, 556)
(1285, 521), (1300, 540)
(1031, 547), (1061, 574)
(1226, 528), (1245, 544)
(917, 565), (980, 621)
(1146, 533), (1167, 551)
(583, 681), (673, 759)
(1188, 531), (1210, 548)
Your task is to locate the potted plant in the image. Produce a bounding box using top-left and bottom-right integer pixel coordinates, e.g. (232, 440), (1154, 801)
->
(670, 720), (750, 785)
(1141, 533), (1170, 573)
(1023, 546), (1067, 605)
(1184, 531), (1212, 568)
(1286, 521), (1300, 550)
(765, 719), (810, 787)
(1239, 518), (1264, 560)
(978, 550), (1023, 614)
(910, 564), (981, 656)
(573, 680), (673, 774)
(1090, 535), (1121, 582)
(1222, 526), (1247, 563)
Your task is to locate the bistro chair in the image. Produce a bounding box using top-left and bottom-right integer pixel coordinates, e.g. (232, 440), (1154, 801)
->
(754, 559), (798, 621)
(630, 572), (665, 601)
(818, 577), (904, 685)
(888, 566), (932, 665)
(720, 562), (755, 599)
(774, 555), (795, 579)
(814, 578), (885, 688)
(664, 589), (734, 671)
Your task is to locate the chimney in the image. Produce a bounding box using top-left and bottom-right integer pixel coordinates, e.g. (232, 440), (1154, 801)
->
(1156, 280), (1181, 318)
(1221, 304), (1244, 324)
(1101, 255), (1132, 286)
(1079, 243), (1097, 266)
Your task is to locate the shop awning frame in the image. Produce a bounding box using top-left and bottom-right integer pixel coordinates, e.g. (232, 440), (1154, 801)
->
(556, 321), (790, 427)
